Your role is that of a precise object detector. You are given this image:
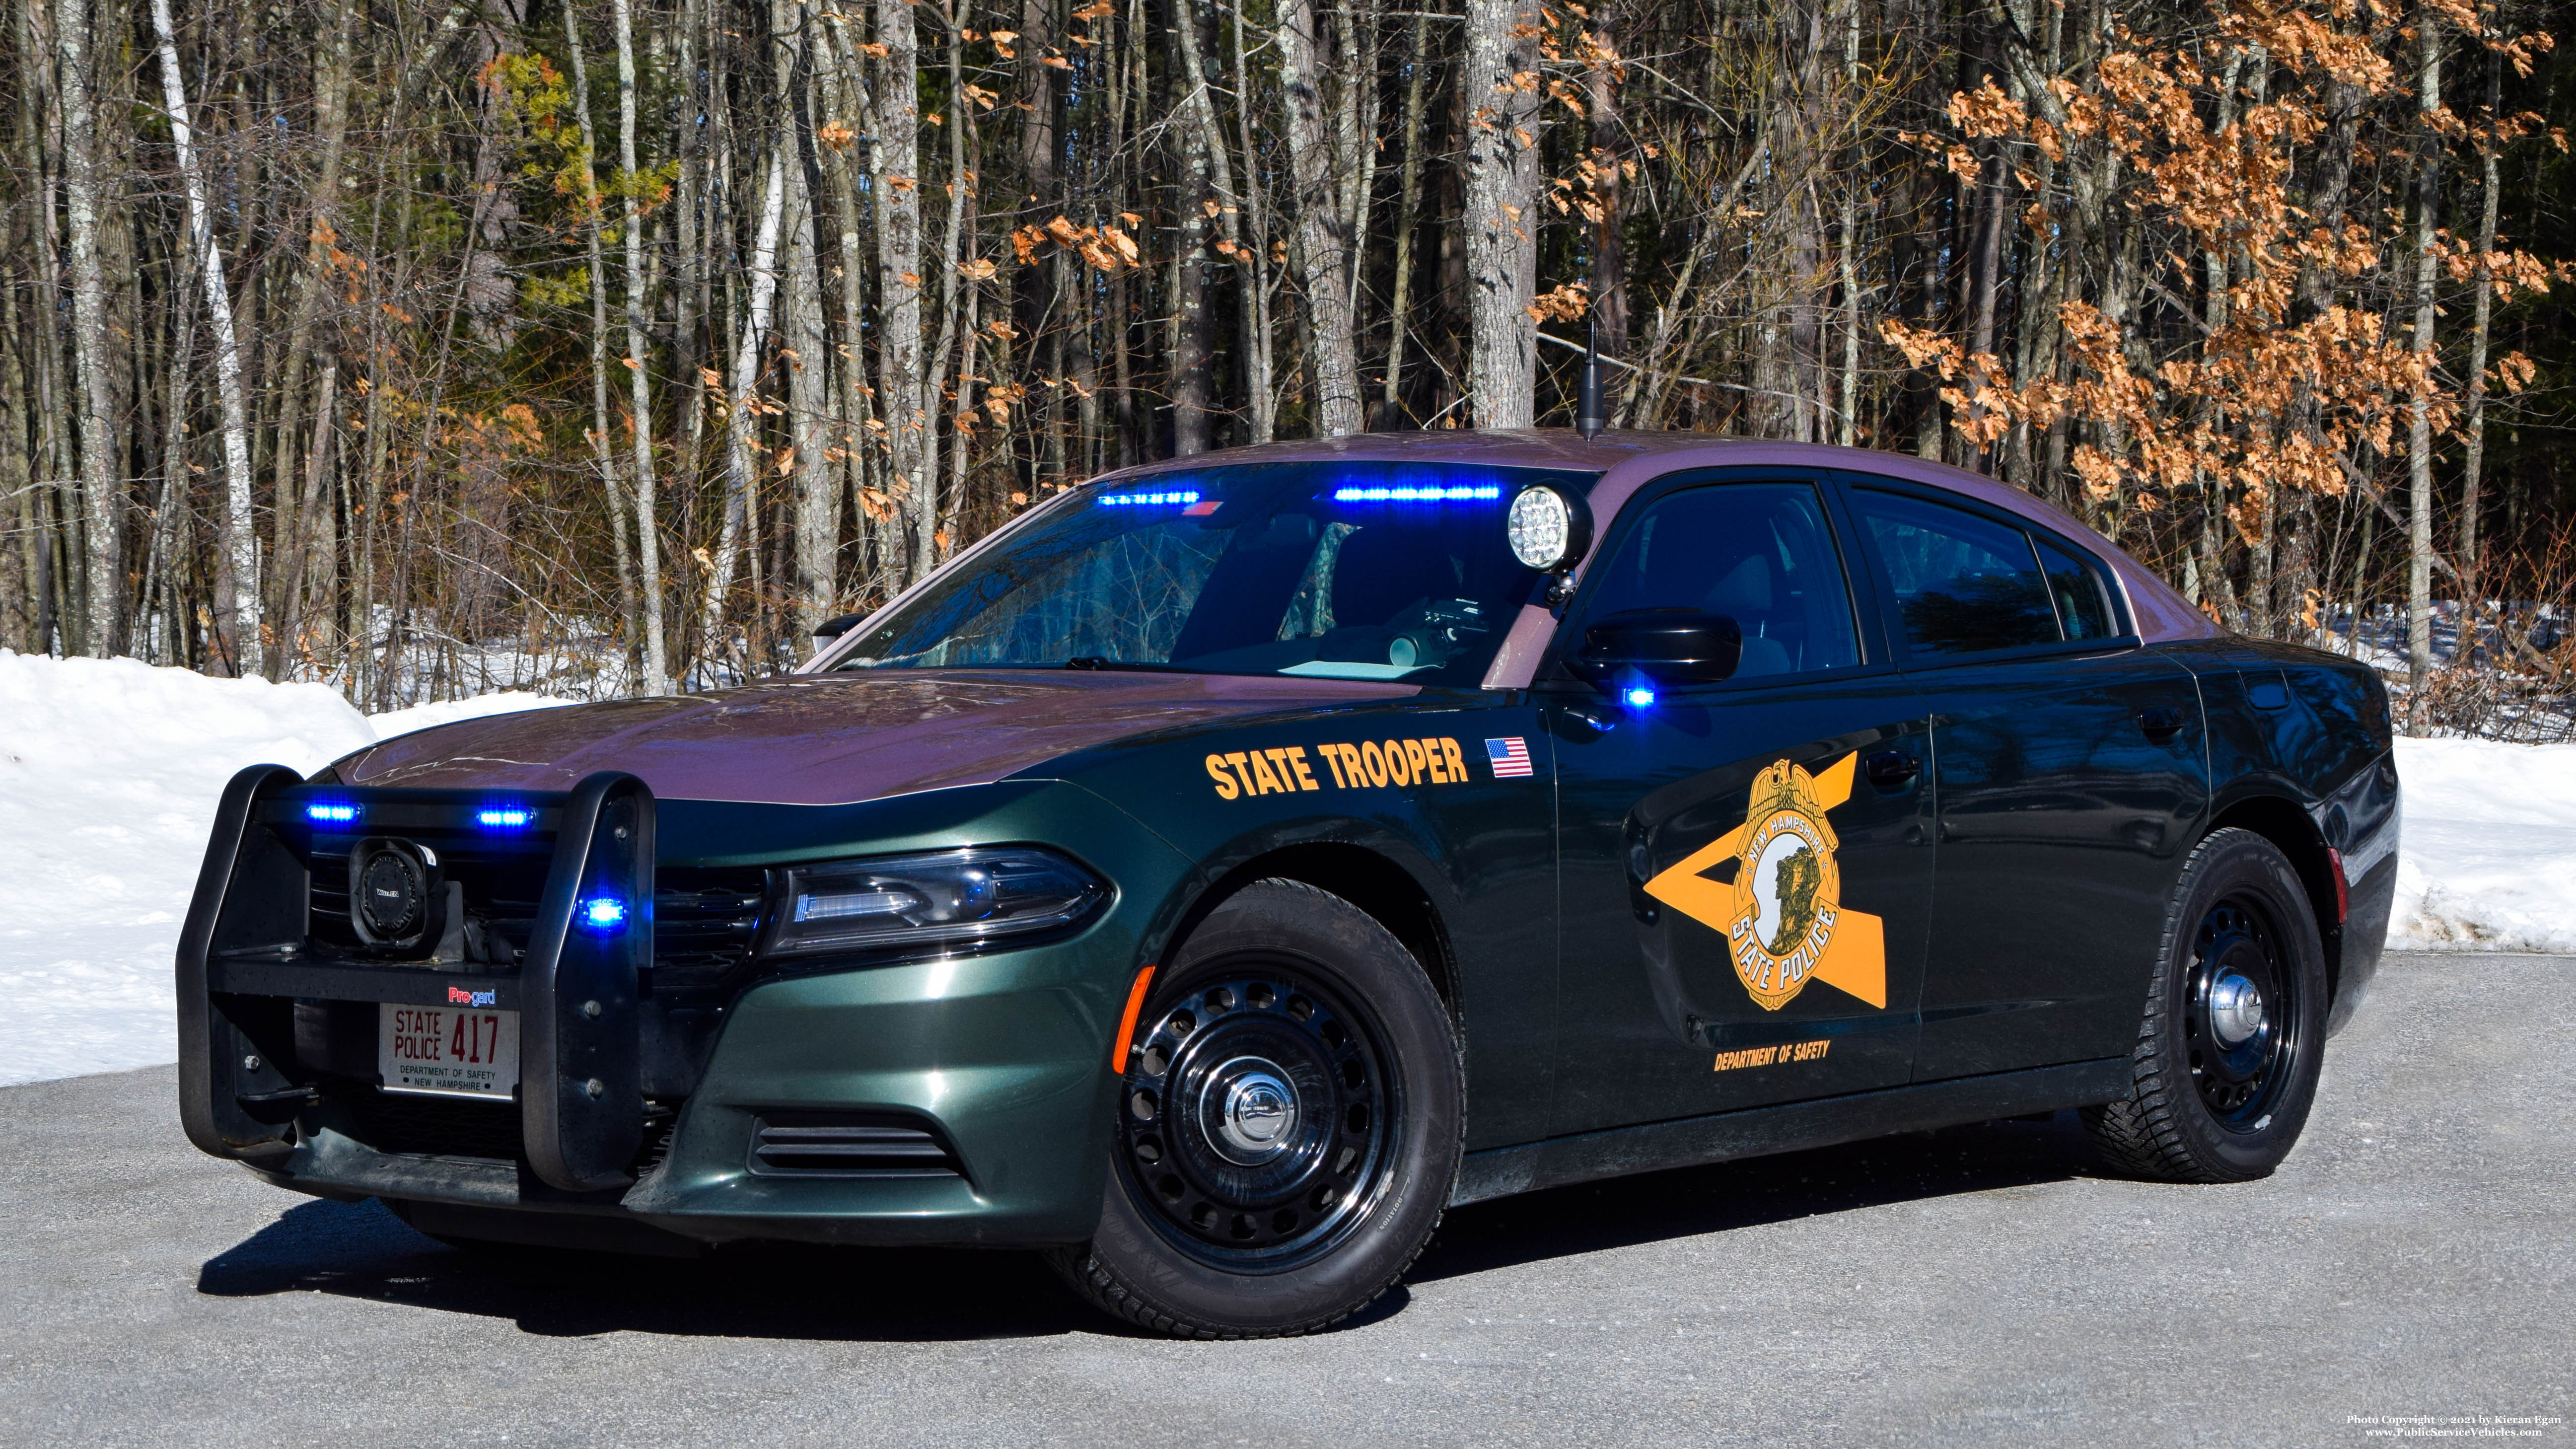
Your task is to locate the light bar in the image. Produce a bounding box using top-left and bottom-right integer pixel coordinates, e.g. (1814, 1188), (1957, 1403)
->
(1098, 489), (1201, 507)
(476, 807), (533, 830)
(305, 802), (359, 824)
(1331, 485), (1504, 502)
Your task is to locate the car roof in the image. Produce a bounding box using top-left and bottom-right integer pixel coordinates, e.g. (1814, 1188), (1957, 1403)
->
(1093, 429), (2218, 646)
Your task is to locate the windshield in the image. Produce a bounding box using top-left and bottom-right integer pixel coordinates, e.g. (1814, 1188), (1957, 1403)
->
(831, 462), (1596, 686)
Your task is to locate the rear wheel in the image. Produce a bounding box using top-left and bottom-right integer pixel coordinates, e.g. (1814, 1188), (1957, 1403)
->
(2084, 828), (2328, 1182)
(1047, 879), (1462, 1338)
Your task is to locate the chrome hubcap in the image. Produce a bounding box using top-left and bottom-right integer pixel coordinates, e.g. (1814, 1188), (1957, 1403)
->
(1204, 1058), (1300, 1164)
(2208, 972), (2266, 1046)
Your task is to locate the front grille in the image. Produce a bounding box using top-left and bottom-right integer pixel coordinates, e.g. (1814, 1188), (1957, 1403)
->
(308, 846), (547, 965)
(748, 1112), (963, 1179)
(340, 1087), (525, 1161)
(651, 868), (768, 992)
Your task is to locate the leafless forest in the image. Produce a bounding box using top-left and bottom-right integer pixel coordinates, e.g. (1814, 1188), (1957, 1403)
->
(2, 0), (2570, 732)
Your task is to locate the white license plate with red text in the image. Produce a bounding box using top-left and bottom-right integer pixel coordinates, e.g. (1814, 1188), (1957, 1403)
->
(379, 1001), (518, 1098)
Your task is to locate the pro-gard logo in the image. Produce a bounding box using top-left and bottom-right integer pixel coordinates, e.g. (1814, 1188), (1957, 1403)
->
(1643, 753), (1886, 1013)
(447, 986), (498, 1008)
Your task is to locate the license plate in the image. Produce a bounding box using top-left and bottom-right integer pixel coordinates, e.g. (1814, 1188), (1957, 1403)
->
(379, 1002), (518, 1099)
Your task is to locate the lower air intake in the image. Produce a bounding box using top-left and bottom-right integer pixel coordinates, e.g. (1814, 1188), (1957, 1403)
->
(748, 1112), (963, 1179)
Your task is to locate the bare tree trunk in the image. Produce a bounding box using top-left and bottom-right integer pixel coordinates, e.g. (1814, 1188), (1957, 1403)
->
(784, 140), (838, 640)
(1173, 1), (1216, 455)
(872, 0), (927, 584)
(565, 1), (641, 682)
(705, 143), (789, 654)
(1276, 0), (1362, 436)
(150, 0), (257, 675)
(2404, 20), (2442, 735)
(55, 0), (123, 656)
(917, 10), (971, 569)
(2457, 49), (2502, 581)
(611, 0), (670, 694)
(1225, 0), (1276, 442)
(1461, 0), (1547, 429)
(1381, 8), (1433, 426)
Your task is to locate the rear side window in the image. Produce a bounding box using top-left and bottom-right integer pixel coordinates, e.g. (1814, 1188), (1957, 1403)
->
(2034, 534), (2117, 640)
(1849, 490), (2057, 657)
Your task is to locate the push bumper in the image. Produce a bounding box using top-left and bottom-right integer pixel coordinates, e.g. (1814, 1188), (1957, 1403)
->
(182, 766), (1181, 1247)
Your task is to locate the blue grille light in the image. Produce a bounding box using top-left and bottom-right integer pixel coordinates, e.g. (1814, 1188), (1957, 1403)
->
(1330, 484), (1505, 503)
(578, 895), (629, 932)
(305, 802), (359, 824)
(476, 807), (533, 830)
(1097, 489), (1201, 507)
(1624, 686), (1658, 709)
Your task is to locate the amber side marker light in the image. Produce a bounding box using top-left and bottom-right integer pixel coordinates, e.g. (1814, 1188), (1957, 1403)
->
(1111, 964), (1158, 1072)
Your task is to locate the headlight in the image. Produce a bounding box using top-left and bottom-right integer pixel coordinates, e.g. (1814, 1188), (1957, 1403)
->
(759, 847), (1107, 960)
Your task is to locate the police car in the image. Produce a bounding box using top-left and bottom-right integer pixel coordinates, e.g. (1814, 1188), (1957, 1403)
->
(178, 431), (2397, 1338)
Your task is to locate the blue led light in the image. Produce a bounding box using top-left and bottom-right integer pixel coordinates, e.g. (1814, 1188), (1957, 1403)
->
(578, 896), (629, 932)
(1330, 484), (1504, 502)
(1624, 686), (1658, 708)
(1098, 489), (1201, 507)
(477, 807), (533, 830)
(305, 802), (359, 824)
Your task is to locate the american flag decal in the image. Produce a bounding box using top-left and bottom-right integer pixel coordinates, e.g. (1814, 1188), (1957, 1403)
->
(1485, 737), (1534, 779)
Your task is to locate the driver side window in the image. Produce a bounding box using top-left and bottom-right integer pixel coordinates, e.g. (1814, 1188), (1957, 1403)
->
(1580, 482), (1860, 681)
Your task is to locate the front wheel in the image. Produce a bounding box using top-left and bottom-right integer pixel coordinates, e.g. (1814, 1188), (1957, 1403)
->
(2084, 827), (2329, 1182)
(1047, 879), (1462, 1338)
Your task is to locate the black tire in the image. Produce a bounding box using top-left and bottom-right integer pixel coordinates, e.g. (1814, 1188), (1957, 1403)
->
(1046, 879), (1463, 1338)
(2084, 827), (2328, 1182)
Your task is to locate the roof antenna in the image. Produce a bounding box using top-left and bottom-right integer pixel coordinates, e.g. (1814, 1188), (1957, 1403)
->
(1576, 311), (1604, 441)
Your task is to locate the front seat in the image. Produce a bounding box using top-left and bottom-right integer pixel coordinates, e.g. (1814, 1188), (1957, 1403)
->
(1705, 554), (1791, 678)
(1331, 525), (1459, 630)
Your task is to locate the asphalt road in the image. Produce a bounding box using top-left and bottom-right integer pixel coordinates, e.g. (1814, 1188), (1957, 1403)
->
(2, 950), (2570, 1448)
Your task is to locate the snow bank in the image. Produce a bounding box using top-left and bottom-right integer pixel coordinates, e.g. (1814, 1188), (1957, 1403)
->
(0, 652), (566, 1086)
(2387, 737), (2576, 953)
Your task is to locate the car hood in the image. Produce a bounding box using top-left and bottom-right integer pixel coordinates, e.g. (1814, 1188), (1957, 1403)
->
(331, 670), (1421, 806)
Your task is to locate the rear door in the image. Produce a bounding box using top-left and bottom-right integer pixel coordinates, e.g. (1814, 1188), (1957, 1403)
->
(1545, 472), (1936, 1136)
(1836, 478), (2207, 1080)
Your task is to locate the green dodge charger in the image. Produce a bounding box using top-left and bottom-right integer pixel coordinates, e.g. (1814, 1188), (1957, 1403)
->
(179, 430), (2399, 1337)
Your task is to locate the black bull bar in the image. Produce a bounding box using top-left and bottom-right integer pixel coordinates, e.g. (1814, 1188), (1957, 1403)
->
(177, 764), (656, 1192)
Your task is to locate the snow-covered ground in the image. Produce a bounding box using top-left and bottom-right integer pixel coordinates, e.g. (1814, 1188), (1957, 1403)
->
(0, 652), (2569, 1087)
(0, 652), (566, 1086)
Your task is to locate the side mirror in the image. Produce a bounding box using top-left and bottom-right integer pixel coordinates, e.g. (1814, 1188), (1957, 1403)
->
(810, 612), (865, 650)
(1572, 610), (1742, 688)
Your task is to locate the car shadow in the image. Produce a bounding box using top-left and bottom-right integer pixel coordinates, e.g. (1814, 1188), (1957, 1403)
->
(197, 1197), (1101, 1342)
(196, 1113), (2097, 1340)
(1413, 1110), (2100, 1283)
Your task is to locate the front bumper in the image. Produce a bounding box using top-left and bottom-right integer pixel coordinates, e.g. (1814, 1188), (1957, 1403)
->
(183, 768), (1190, 1246)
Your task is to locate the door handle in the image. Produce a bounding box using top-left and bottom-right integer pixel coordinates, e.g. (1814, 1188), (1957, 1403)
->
(1862, 749), (1920, 790)
(2138, 706), (2187, 742)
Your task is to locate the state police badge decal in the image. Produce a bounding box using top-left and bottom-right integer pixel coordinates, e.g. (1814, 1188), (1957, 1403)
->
(1642, 753), (1888, 1012)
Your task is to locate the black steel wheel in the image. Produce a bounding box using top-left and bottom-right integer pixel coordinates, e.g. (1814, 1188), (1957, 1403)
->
(1048, 879), (1462, 1338)
(2086, 828), (2329, 1182)
(1117, 962), (1395, 1272)
(2182, 897), (2299, 1128)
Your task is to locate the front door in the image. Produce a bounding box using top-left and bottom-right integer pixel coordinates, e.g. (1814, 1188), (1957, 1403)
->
(1546, 474), (1936, 1136)
(1837, 479), (2209, 1081)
